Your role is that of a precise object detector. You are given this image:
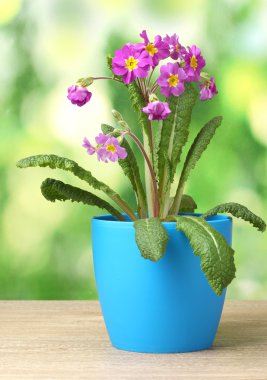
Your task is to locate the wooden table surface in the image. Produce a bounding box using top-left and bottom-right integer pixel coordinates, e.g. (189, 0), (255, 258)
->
(0, 301), (266, 379)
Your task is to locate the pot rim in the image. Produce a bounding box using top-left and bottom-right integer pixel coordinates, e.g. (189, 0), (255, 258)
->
(92, 213), (232, 229)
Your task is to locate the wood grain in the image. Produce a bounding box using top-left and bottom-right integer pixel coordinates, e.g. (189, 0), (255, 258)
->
(0, 301), (266, 379)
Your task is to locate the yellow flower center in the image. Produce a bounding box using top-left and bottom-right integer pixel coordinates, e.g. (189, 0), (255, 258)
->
(125, 56), (139, 71)
(145, 43), (158, 56)
(106, 144), (117, 153)
(168, 73), (179, 87)
(175, 45), (180, 52)
(190, 55), (198, 70)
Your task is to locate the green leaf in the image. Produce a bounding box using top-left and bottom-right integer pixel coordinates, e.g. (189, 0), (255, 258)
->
(17, 154), (137, 220)
(106, 54), (113, 71)
(152, 120), (162, 181)
(170, 116), (223, 215)
(157, 96), (176, 193)
(203, 202), (266, 232)
(170, 83), (198, 181)
(179, 115), (223, 186)
(179, 194), (198, 213)
(106, 54), (121, 80)
(163, 194), (197, 219)
(157, 84), (198, 194)
(134, 218), (169, 262)
(176, 215), (236, 295)
(41, 178), (125, 221)
(127, 81), (149, 138)
(101, 124), (147, 218)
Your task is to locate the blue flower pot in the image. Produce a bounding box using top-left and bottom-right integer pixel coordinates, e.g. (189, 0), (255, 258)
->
(92, 214), (232, 353)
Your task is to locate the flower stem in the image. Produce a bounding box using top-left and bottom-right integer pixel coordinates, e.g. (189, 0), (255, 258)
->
(112, 194), (138, 221)
(92, 76), (122, 83)
(137, 78), (146, 99)
(147, 68), (155, 89)
(148, 120), (154, 165)
(151, 83), (159, 93)
(126, 131), (159, 218)
(169, 183), (185, 216)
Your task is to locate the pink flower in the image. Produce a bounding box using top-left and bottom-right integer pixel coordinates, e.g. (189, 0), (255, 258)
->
(97, 137), (128, 163)
(184, 45), (206, 82)
(83, 135), (127, 163)
(142, 101), (171, 121)
(199, 77), (218, 101)
(157, 62), (187, 98)
(95, 133), (109, 144)
(164, 34), (186, 60)
(112, 43), (151, 84)
(67, 85), (92, 107)
(139, 30), (170, 67)
(82, 137), (96, 155)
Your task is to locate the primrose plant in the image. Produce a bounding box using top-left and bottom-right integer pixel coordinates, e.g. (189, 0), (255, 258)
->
(17, 31), (266, 295)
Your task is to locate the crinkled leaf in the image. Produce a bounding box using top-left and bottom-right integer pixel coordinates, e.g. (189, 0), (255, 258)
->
(101, 124), (147, 218)
(152, 120), (162, 181)
(179, 116), (222, 185)
(134, 218), (169, 262)
(41, 178), (125, 221)
(203, 202), (266, 232)
(17, 154), (136, 220)
(17, 154), (114, 193)
(176, 215), (236, 295)
(170, 116), (222, 215)
(179, 194), (198, 213)
(157, 83), (198, 198)
(157, 97), (176, 194)
(127, 81), (149, 139)
(161, 152), (172, 194)
(170, 83), (198, 181)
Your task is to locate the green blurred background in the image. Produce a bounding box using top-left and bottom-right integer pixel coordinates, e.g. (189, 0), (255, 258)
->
(0, 0), (266, 299)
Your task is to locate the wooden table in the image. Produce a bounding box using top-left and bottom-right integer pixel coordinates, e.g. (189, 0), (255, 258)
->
(0, 301), (266, 379)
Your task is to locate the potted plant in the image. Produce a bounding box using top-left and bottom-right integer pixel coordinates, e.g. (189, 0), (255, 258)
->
(17, 30), (266, 353)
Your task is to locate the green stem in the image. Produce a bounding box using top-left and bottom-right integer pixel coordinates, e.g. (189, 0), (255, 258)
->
(126, 131), (159, 218)
(147, 68), (155, 88)
(72, 165), (138, 221)
(169, 182), (185, 216)
(148, 120), (154, 165)
(143, 133), (155, 217)
(112, 194), (138, 221)
(151, 82), (159, 93)
(160, 101), (178, 218)
(92, 76), (122, 83)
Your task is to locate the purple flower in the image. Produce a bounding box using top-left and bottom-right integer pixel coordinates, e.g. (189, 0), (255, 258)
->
(157, 62), (187, 98)
(95, 133), (109, 144)
(97, 137), (128, 163)
(199, 77), (218, 101)
(142, 101), (171, 121)
(164, 34), (185, 60)
(67, 85), (92, 107)
(184, 45), (206, 82)
(83, 134), (127, 163)
(112, 43), (151, 84)
(82, 137), (96, 155)
(139, 30), (170, 67)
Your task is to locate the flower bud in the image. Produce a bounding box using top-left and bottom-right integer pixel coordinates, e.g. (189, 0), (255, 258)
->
(148, 93), (159, 102)
(111, 109), (123, 121)
(200, 72), (210, 81)
(118, 120), (129, 130)
(117, 135), (124, 144)
(77, 77), (94, 87)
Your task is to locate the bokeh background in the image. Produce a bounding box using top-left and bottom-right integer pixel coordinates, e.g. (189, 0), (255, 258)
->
(0, 0), (266, 299)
